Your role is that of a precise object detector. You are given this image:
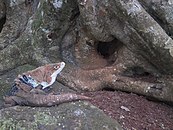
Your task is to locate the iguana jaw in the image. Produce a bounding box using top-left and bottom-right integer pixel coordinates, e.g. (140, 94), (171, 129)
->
(41, 62), (65, 89)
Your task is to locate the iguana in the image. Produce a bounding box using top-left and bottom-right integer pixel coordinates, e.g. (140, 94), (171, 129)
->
(4, 62), (91, 107)
(15, 62), (65, 89)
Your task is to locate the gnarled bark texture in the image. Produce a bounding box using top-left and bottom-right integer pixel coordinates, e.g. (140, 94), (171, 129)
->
(0, 0), (173, 102)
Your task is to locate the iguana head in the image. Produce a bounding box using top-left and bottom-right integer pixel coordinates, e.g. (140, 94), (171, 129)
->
(44, 62), (65, 76)
(41, 62), (65, 89)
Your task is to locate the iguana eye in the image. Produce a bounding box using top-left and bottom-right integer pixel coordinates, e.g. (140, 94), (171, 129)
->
(54, 65), (60, 69)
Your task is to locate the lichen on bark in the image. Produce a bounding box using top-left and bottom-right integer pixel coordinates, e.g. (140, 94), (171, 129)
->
(1, 0), (173, 103)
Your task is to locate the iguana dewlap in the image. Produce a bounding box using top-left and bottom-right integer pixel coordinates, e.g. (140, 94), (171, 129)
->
(16, 62), (65, 89)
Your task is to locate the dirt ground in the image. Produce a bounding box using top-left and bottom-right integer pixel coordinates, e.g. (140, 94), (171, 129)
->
(84, 91), (173, 130)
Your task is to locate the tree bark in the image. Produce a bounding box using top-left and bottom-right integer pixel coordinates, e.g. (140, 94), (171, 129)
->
(1, 0), (173, 102)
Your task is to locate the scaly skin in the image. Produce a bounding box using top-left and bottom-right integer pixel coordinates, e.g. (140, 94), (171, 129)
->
(4, 91), (90, 107)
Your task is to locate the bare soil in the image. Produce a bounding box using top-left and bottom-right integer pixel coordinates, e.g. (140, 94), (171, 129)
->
(84, 91), (173, 130)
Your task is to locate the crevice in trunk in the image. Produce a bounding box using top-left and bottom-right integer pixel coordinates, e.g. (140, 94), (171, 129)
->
(96, 38), (123, 65)
(0, 16), (6, 33)
(0, 0), (6, 33)
(102, 87), (115, 92)
(122, 66), (151, 77)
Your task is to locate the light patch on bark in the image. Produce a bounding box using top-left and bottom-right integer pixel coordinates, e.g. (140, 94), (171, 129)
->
(37, 2), (41, 9)
(79, 0), (87, 6)
(168, 0), (173, 5)
(164, 37), (173, 57)
(52, 0), (63, 9)
(41, 28), (50, 34)
(122, 0), (142, 16)
(41, 11), (44, 17)
(28, 18), (33, 33)
(9, 0), (25, 7)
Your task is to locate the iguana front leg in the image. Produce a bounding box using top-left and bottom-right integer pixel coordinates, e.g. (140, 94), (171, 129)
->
(14, 79), (33, 93)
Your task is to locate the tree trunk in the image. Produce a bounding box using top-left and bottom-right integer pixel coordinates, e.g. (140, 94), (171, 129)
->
(0, 0), (173, 103)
